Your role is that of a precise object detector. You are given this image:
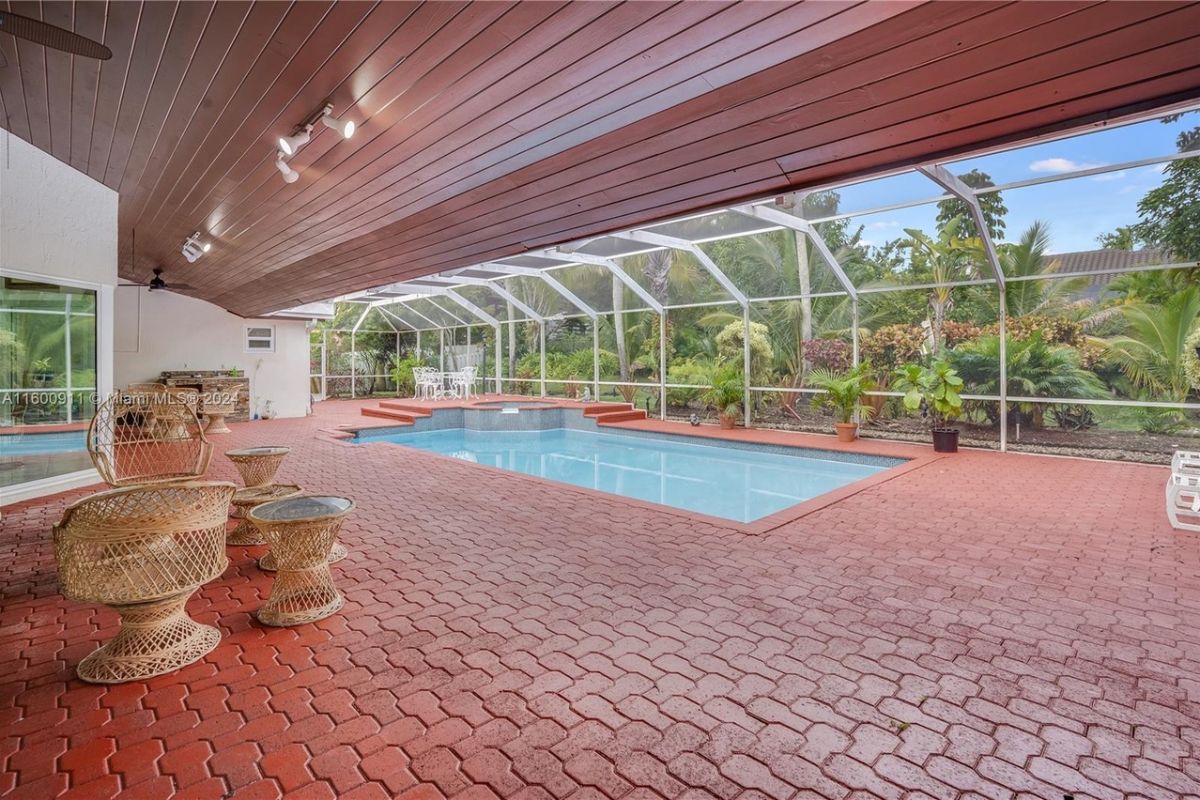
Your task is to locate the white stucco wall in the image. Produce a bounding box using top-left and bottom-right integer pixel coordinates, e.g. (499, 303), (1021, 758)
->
(0, 131), (118, 287)
(114, 286), (311, 419)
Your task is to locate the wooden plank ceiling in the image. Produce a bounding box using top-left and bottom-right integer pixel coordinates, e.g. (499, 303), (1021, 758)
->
(2, 0), (1199, 316)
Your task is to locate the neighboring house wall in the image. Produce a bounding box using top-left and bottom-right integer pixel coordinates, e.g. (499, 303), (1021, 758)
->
(114, 286), (311, 419)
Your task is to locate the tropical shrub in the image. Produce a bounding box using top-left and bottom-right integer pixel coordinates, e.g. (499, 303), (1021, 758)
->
(702, 364), (744, 419)
(801, 338), (851, 372)
(991, 315), (1083, 346)
(893, 361), (964, 428)
(947, 333), (1105, 426)
(714, 320), (774, 385)
(860, 324), (926, 370)
(666, 357), (713, 407)
(1133, 408), (1187, 434)
(389, 355), (424, 397)
(808, 362), (876, 424)
(1184, 325), (1200, 394)
(1103, 287), (1200, 400)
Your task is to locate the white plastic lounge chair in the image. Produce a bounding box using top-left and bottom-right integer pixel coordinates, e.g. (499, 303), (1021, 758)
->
(1166, 472), (1200, 532)
(1172, 449), (1200, 477)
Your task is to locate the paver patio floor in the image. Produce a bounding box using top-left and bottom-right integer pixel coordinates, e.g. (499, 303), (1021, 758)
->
(2, 399), (1198, 800)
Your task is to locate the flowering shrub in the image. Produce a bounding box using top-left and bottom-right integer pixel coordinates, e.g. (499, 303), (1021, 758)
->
(801, 338), (851, 371)
(860, 324), (926, 370)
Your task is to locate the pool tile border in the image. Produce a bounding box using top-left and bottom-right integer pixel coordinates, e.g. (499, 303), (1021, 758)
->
(348, 406), (929, 533)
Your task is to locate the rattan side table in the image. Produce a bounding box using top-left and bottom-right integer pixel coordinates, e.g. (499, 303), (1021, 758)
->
(248, 495), (354, 626)
(258, 540), (346, 572)
(226, 446), (290, 488)
(227, 483), (302, 545)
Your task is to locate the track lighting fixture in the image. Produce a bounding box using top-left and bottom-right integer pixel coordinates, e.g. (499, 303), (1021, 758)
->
(275, 152), (300, 183)
(320, 104), (355, 139)
(273, 103), (355, 183)
(278, 124), (312, 156)
(181, 232), (209, 263)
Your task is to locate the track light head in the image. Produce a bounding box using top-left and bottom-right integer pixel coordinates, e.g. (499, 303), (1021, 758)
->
(277, 125), (312, 156)
(320, 104), (355, 139)
(181, 232), (208, 263)
(275, 152), (300, 183)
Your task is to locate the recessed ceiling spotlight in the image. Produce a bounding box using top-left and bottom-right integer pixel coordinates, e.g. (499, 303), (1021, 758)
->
(320, 104), (355, 139)
(275, 152), (300, 183)
(181, 231), (208, 263)
(278, 124), (312, 156)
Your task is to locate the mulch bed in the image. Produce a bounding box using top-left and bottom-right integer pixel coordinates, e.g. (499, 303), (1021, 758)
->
(668, 403), (1198, 465)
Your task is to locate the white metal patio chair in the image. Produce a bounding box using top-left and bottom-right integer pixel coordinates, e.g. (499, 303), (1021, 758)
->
(413, 368), (437, 400)
(463, 366), (478, 398)
(452, 367), (477, 400)
(1166, 471), (1200, 532)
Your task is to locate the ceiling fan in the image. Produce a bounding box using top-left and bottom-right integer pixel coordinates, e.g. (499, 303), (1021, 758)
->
(146, 268), (196, 293)
(124, 229), (197, 294)
(0, 10), (112, 67)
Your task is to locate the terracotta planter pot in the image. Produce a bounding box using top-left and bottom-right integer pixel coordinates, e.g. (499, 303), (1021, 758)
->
(718, 413), (737, 430)
(932, 427), (959, 453)
(834, 422), (858, 442)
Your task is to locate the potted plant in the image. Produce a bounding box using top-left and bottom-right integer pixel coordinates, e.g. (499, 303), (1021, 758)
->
(30, 357), (54, 384)
(893, 360), (964, 452)
(703, 365), (744, 430)
(808, 362), (876, 442)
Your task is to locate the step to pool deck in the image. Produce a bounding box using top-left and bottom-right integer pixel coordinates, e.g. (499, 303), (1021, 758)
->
(583, 402), (649, 424)
(360, 401), (434, 425)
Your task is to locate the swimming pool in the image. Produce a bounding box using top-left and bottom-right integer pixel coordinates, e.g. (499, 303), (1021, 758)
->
(0, 430), (88, 456)
(360, 427), (896, 523)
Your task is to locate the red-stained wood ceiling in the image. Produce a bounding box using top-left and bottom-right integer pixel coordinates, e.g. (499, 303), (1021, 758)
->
(2, 1), (1199, 316)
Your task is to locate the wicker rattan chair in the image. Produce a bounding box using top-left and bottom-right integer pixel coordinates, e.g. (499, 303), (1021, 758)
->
(88, 389), (213, 487)
(53, 481), (237, 683)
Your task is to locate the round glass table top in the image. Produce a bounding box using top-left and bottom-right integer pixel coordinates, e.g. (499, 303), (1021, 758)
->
(226, 446), (291, 457)
(248, 495), (354, 523)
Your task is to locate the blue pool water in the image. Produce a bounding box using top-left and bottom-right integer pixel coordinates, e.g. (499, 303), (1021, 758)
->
(0, 431), (87, 456)
(363, 427), (891, 522)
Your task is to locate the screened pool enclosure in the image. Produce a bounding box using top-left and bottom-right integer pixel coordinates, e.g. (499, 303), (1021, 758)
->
(314, 107), (1200, 457)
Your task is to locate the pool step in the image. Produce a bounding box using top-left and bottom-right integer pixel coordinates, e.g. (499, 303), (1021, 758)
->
(591, 409), (649, 424)
(582, 402), (634, 417)
(360, 407), (418, 424)
(376, 401), (433, 417)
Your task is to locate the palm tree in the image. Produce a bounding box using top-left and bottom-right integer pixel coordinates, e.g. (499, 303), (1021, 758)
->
(902, 217), (986, 356)
(1102, 286), (1200, 400)
(992, 221), (1089, 318)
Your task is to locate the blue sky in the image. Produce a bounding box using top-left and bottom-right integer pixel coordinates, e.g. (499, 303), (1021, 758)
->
(833, 110), (1198, 254)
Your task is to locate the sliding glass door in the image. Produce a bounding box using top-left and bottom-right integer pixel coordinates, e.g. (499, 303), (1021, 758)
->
(1, 277), (98, 487)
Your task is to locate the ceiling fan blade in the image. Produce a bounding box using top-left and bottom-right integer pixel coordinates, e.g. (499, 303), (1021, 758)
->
(0, 12), (112, 60)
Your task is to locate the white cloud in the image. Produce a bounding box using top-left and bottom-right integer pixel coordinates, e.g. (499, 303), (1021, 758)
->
(865, 220), (901, 231)
(1028, 157), (1105, 174)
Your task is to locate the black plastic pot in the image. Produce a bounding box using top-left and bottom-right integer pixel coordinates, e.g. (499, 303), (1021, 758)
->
(931, 427), (959, 453)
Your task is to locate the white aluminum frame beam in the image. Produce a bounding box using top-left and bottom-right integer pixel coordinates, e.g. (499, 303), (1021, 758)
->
(475, 264), (598, 320)
(917, 164), (1006, 288)
(736, 204), (858, 299)
(416, 276), (544, 323)
(542, 248), (664, 314)
(376, 305), (419, 331)
(613, 230), (748, 307)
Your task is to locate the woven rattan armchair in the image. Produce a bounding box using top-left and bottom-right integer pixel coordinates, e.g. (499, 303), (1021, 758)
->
(88, 389), (213, 487)
(53, 481), (237, 683)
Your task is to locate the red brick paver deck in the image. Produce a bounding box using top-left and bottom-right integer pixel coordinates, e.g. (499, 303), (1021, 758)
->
(2, 398), (1198, 800)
